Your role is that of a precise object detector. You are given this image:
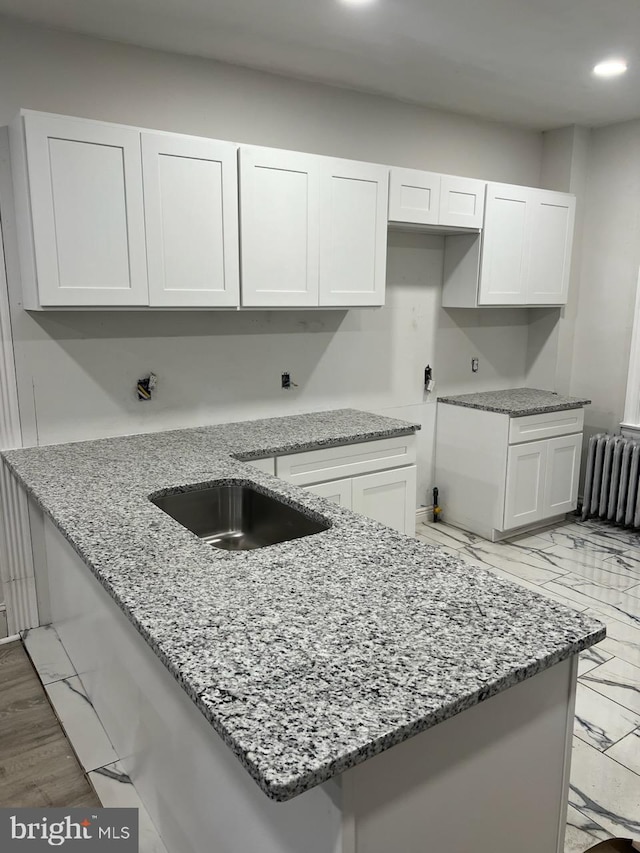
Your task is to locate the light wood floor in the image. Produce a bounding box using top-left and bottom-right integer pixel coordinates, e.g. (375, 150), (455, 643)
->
(0, 641), (100, 807)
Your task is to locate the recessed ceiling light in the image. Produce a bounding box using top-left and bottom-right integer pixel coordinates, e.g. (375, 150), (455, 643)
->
(593, 59), (628, 78)
(339, 0), (376, 6)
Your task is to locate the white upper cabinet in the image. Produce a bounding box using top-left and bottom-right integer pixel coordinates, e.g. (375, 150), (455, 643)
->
(444, 182), (576, 308)
(388, 168), (485, 229)
(478, 184), (575, 306)
(239, 146), (320, 308)
(388, 168), (441, 226)
(525, 191), (575, 305)
(439, 175), (486, 229)
(11, 111), (148, 308)
(142, 133), (239, 308)
(318, 159), (388, 307)
(478, 183), (531, 305)
(240, 146), (388, 308)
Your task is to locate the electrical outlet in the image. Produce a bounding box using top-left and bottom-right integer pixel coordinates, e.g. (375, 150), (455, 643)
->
(471, 357), (479, 373)
(281, 372), (291, 390)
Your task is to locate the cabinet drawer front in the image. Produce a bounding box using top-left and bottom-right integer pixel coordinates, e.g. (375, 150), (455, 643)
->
(508, 409), (584, 444)
(275, 436), (416, 486)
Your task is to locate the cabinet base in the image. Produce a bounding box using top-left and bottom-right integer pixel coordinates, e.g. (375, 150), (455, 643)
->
(442, 512), (570, 543)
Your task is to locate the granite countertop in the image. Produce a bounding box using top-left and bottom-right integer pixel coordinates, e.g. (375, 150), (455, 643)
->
(437, 387), (591, 417)
(2, 408), (604, 802)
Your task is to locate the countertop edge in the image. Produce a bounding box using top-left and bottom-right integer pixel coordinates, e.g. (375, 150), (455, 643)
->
(437, 398), (591, 417)
(258, 625), (605, 800)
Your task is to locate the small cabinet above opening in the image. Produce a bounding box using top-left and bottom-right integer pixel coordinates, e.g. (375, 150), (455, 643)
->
(388, 167), (486, 230)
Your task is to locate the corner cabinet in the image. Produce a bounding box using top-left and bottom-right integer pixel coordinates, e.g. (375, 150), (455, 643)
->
(10, 111), (149, 308)
(442, 183), (576, 308)
(435, 404), (584, 540)
(240, 146), (388, 308)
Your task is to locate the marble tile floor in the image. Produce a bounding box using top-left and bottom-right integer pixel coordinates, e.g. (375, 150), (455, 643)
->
(416, 516), (640, 853)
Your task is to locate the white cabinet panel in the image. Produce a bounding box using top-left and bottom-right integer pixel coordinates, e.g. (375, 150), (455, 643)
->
(388, 168), (440, 226)
(247, 458), (275, 475)
(240, 147), (319, 307)
(305, 478), (352, 508)
(142, 133), (239, 307)
(504, 440), (547, 530)
(21, 112), (148, 307)
(508, 408), (584, 444)
(275, 436), (416, 487)
(526, 193), (575, 305)
(319, 159), (388, 307)
(352, 465), (417, 535)
(544, 434), (581, 517)
(478, 183), (530, 305)
(439, 176), (485, 229)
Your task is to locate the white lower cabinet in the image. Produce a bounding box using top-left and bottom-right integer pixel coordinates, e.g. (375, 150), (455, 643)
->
(436, 404), (584, 540)
(503, 432), (581, 531)
(275, 435), (417, 535)
(304, 466), (416, 534)
(305, 478), (353, 508)
(351, 466), (417, 534)
(503, 440), (548, 530)
(543, 433), (582, 517)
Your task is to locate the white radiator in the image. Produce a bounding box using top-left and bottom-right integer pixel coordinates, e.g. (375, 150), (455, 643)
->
(582, 433), (640, 526)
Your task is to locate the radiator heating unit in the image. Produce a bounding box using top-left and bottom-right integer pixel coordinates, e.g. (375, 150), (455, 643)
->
(582, 433), (640, 527)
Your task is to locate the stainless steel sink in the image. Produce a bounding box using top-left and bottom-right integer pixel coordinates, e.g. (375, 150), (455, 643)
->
(150, 482), (330, 551)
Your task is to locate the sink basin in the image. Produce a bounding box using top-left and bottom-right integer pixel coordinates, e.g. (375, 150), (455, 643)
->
(150, 482), (330, 551)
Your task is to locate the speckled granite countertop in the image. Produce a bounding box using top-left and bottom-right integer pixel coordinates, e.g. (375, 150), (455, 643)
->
(437, 387), (591, 417)
(2, 409), (603, 802)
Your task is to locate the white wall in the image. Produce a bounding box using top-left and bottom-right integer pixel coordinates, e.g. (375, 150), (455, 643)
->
(569, 120), (640, 443)
(0, 16), (545, 508)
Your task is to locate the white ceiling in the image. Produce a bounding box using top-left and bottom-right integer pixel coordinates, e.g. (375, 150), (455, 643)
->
(2, 0), (640, 129)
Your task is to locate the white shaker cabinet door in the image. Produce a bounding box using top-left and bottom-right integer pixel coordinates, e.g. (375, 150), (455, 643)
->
(305, 478), (353, 508)
(526, 191), (575, 305)
(543, 433), (581, 518)
(388, 167), (441, 226)
(439, 176), (486, 229)
(503, 440), (548, 530)
(319, 159), (388, 307)
(478, 183), (531, 305)
(240, 146), (320, 307)
(142, 133), (239, 307)
(351, 465), (416, 535)
(22, 112), (148, 307)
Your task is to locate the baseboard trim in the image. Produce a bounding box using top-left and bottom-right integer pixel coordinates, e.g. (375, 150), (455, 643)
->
(416, 506), (433, 526)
